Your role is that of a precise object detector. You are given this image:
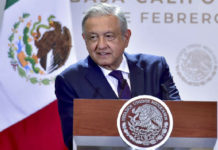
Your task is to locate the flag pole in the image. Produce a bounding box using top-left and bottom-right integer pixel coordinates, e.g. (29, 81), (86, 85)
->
(0, 0), (6, 34)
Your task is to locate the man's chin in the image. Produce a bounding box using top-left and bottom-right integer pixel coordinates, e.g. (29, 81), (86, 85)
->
(97, 63), (112, 70)
(96, 60), (111, 67)
(99, 64), (110, 68)
(100, 64), (120, 70)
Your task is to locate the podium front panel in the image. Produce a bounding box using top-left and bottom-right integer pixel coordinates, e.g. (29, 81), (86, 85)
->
(73, 99), (217, 149)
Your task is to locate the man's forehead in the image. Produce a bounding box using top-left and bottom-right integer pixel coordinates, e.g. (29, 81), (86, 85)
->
(85, 15), (120, 25)
(84, 18), (121, 34)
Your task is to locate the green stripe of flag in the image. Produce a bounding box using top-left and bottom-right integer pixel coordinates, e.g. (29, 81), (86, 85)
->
(5, 0), (19, 10)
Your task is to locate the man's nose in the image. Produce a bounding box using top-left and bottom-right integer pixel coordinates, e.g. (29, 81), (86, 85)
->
(97, 36), (107, 49)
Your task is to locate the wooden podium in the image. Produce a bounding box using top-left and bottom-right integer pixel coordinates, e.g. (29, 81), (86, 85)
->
(73, 99), (217, 149)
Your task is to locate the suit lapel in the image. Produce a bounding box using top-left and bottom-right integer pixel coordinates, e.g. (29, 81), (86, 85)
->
(85, 57), (118, 99)
(126, 54), (145, 97)
(84, 54), (145, 99)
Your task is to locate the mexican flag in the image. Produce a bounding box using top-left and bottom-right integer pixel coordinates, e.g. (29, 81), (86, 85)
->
(0, 0), (76, 149)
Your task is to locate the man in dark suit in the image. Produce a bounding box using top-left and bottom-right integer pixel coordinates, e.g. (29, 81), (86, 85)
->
(55, 3), (180, 149)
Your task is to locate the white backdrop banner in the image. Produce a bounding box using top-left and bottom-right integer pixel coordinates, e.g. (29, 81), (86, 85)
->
(70, 0), (218, 101)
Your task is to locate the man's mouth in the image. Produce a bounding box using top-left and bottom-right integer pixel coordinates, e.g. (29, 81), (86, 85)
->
(97, 52), (110, 56)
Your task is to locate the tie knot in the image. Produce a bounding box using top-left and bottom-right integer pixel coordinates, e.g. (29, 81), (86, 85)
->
(109, 70), (131, 99)
(109, 70), (124, 81)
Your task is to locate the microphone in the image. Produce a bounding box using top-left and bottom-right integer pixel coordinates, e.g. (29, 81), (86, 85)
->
(92, 88), (100, 98)
(120, 79), (127, 89)
(161, 84), (169, 100)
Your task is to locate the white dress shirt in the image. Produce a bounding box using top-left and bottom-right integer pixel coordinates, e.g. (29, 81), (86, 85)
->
(99, 55), (131, 97)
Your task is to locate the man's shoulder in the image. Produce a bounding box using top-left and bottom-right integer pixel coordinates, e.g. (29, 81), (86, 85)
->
(59, 57), (89, 77)
(125, 53), (164, 63)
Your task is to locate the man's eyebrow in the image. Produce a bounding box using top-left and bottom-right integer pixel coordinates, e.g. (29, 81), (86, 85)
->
(105, 31), (114, 34)
(86, 32), (97, 35)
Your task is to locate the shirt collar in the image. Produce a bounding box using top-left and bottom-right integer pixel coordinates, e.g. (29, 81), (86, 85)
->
(99, 55), (130, 76)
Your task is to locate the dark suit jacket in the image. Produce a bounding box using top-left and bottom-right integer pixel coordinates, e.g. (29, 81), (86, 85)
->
(55, 53), (180, 149)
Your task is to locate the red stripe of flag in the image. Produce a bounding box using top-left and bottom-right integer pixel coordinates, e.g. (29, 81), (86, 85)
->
(0, 100), (67, 150)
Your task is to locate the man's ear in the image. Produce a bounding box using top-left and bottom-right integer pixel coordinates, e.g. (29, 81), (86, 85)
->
(124, 29), (131, 47)
(82, 33), (86, 40)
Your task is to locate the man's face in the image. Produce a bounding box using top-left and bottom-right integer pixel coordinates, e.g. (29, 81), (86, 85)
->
(83, 15), (131, 70)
